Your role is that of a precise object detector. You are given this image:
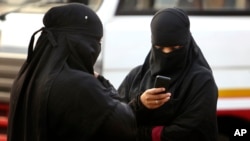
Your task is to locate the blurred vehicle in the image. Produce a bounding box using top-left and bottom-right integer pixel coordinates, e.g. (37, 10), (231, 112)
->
(0, 0), (250, 140)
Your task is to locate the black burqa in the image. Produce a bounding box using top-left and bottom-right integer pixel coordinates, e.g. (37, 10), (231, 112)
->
(118, 8), (218, 141)
(8, 3), (136, 141)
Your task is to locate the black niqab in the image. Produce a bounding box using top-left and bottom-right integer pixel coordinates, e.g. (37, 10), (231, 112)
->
(118, 8), (218, 141)
(8, 3), (135, 141)
(42, 3), (103, 73)
(144, 8), (211, 90)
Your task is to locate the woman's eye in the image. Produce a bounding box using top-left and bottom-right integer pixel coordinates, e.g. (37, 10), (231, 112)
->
(173, 46), (183, 50)
(154, 45), (162, 49)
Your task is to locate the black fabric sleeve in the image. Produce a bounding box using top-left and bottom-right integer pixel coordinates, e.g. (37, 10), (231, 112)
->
(97, 74), (121, 100)
(118, 69), (155, 141)
(95, 102), (137, 141)
(132, 78), (218, 141)
(160, 77), (218, 141)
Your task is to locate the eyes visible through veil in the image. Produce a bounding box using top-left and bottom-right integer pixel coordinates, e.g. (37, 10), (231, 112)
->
(154, 45), (183, 53)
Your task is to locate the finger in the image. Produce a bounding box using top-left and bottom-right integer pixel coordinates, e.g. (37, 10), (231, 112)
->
(155, 94), (171, 105)
(146, 101), (160, 109)
(149, 88), (166, 95)
(141, 91), (171, 109)
(154, 92), (171, 100)
(161, 96), (171, 103)
(154, 99), (160, 105)
(142, 88), (163, 100)
(148, 100), (164, 109)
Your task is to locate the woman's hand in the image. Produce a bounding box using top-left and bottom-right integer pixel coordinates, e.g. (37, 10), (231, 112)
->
(140, 88), (171, 109)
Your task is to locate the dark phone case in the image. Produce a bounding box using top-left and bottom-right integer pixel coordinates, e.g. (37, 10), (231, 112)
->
(154, 75), (171, 92)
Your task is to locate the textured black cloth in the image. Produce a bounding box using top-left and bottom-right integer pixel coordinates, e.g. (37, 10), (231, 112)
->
(118, 8), (218, 141)
(7, 3), (136, 141)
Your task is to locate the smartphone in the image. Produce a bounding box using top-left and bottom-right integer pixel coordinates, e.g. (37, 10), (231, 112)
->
(154, 75), (171, 93)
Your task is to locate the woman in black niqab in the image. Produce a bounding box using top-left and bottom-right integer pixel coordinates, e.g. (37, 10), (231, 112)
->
(118, 8), (218, 141)
(7, 3), (136, 141)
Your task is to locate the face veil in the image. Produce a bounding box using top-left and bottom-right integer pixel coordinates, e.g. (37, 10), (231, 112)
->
(7, 3), (105, 141)
(149, 8), (190, 77)
(118, 7), (218, 141)
(139, 8), (211, 90)
(150, 45), (188, 76)
(42, 3), (103, 73)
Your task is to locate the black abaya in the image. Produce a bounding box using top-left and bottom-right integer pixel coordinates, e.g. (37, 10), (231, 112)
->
(7, 3), (136, 141)
(118, 8), (218, 141)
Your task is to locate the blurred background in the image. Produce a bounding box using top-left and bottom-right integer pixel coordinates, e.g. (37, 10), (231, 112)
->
(0, 0), (250, 141)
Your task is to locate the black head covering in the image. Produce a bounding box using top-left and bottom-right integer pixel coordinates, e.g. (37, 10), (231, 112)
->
(43, 3), (102, 37)
(41, 3), (103, 74)
(140, 7), (211, 92)
(7, 3), (127, 141)
(151, 8), (190, 46)
(118, 8), (218, 141)
(149, 8), (190, 77)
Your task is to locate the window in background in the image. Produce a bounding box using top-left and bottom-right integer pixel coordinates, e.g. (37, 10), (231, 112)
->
(116, 0), (250, 15)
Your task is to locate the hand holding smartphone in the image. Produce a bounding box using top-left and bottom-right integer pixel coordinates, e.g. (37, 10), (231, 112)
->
(154, 75), (171, 93)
